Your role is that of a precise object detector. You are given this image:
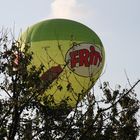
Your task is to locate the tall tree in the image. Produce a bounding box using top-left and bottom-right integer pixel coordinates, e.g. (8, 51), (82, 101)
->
(0, 32), (139, 140)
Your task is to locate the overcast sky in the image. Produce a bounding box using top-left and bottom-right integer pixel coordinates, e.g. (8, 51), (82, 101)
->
(0, 0), (140, 98)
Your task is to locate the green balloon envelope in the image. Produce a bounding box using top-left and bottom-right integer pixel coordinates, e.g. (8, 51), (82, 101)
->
(21, 19), (105, 108)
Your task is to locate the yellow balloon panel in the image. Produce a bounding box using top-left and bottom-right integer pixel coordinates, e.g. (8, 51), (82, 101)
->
(26, 41), (104, 107)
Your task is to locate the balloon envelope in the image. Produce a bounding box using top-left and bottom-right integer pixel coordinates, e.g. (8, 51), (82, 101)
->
(21, 19), (105, 108)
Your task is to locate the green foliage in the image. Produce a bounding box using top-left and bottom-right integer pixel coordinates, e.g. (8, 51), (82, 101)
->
(0, 33), (139, 140)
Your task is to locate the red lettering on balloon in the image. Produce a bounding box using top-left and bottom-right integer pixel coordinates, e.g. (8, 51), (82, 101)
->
(69, 46), (102, 68)
(79, 49), (90, 67)
(70, 50), (79, 68)
(89, 46), (102, 66)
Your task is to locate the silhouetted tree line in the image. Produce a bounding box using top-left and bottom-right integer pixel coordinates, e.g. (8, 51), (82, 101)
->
(0, 31), (139, 140)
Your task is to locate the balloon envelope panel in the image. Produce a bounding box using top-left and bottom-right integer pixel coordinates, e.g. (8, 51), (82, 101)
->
(21, 19), (105, 108)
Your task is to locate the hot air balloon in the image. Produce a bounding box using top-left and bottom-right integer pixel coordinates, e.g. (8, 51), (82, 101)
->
(20, 19), (105, 108)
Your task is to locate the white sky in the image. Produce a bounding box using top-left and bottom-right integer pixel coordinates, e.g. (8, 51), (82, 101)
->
(0, 0), (140, 99)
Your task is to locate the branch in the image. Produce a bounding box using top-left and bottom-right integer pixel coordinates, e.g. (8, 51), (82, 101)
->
(102, 79), (140, 112)
(0, 86), (12, 98)
(0, 106), (13, 126)
(80, 109), (102, 139)
(79, 80), (140, 138)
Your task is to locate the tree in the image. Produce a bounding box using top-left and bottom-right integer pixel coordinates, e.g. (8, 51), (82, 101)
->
(0, 31), (139, 140)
